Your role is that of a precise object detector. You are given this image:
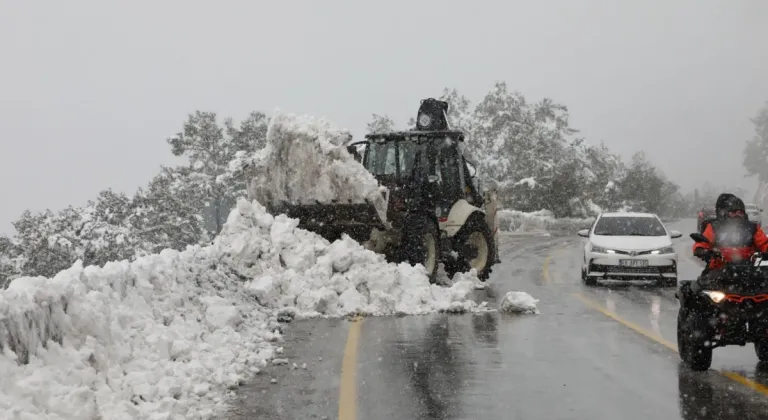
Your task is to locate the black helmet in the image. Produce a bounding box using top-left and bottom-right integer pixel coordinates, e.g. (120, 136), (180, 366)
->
(717, 194), (746, 219)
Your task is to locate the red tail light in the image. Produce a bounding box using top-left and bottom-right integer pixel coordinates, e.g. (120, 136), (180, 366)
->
(698, 211), (704, 218)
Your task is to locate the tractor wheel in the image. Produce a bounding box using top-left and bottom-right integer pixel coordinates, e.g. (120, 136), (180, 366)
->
(446, 215), (495, 281)
(401, 215), (439, 284)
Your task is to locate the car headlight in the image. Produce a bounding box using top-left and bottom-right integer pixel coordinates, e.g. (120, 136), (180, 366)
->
(704, 290), (726, 303)
(650, 246), (675, 255)
(591, 244), (615, 254)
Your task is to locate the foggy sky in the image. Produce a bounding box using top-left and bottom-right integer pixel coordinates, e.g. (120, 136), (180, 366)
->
(1, 0), (767, 234)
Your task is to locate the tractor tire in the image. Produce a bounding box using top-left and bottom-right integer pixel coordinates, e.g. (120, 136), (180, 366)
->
(401, 214), (439, 284)
(446, 215), (495, 281)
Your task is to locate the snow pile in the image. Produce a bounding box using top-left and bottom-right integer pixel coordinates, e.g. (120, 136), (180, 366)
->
(246, 112), (389, 223)
(218, 199), (482, 317)
(499, 291), (540, 314)
(0, 198), (482, 419)
(497, 209), (594, 234)
(0, 246), (278, 419)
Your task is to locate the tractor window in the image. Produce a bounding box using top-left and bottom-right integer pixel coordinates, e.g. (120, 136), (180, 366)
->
(438, 145), (463, 200)
(398, 140), (417, 176)
(364, 142), (397, 175)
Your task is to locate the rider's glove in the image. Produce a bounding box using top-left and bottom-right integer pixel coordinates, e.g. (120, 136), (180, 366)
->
(693, 248), (717, 260)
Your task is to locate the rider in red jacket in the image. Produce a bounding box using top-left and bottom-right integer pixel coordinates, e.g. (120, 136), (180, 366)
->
(693, 194), (768, 270)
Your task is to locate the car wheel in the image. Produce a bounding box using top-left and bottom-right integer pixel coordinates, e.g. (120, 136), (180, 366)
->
(582, 266), (596, 286)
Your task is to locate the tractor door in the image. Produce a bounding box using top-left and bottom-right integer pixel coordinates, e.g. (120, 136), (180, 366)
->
(435, 141), (465, 214)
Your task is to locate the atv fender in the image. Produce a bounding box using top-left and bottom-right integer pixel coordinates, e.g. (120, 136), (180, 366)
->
(441, 199), (485, 237)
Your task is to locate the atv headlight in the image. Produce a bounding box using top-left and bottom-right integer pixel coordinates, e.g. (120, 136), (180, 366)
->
(651, 246), (675, 255)
(591, 244), (615, 254)
(704, 290), (726, 303)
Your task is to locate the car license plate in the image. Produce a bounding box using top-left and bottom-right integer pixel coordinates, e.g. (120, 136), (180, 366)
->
(619, 259), (648, 267)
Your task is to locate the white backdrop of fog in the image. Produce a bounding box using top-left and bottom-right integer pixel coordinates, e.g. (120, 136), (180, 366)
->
(1, 0), (767, 234)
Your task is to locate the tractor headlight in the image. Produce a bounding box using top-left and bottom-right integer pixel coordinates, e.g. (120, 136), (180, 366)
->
(651, 246), (675, 255)
(704, 290), (726, 303)
(591, 244), (615, 254)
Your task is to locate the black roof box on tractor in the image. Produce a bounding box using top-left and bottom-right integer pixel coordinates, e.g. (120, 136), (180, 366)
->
(416, 98), (450, 131)
(364, 98), (465, 142)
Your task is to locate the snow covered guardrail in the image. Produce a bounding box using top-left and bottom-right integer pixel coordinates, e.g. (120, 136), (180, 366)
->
(0, 199), (484, 419)
(497, 210), (682, 235)
(497, 210), (593, 234)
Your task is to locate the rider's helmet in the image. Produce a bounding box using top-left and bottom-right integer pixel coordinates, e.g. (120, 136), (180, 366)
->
(719, 194), (747, 220)
(715, 193), (736, 219)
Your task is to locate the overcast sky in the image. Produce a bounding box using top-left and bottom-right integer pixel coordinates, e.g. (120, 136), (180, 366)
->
(1, 0), (767, 234)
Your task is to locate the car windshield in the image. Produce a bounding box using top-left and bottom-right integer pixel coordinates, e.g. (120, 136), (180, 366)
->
(593, 216), (667, 236)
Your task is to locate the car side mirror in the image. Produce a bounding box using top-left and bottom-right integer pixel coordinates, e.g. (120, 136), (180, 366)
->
(669, 230), (683, 239)
(578, 229), (589, 238)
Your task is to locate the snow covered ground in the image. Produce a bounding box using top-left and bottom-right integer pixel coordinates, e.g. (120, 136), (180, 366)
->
(0, 199), (488, 420)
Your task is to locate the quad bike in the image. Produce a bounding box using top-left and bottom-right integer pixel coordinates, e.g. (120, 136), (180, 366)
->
(676, 232), (768, 371)
(267, 98), (498, 283)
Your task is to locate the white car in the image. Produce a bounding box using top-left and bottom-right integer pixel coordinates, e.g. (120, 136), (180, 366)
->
(578, 212), (683, 287)
(746, 203), (763, 227)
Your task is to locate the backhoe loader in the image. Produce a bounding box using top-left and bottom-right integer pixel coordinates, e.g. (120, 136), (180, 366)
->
(263, 98), (499, 283)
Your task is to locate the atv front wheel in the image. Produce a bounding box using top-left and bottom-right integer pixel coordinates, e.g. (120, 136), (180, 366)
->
(401, 215), (439, 284)
(446, 216), (495, 281)
(677, 306), (713, 371)
(755, 340), (768, 362)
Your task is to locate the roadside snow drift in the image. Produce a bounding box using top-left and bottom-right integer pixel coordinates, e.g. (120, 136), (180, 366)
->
(246, 112), (389, 223)
(0, 199), (481, 419)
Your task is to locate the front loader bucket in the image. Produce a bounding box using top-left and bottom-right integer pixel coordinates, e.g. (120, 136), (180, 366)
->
(271, 200), (388, 243)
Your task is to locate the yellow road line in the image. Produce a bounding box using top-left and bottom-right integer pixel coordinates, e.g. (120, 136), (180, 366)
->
(542, 255), (552, 284)
(722, 372), (768, 394)
(575, 292), (768, 397)
(575, 293), (677, 350)
(338, 316), (363, 420)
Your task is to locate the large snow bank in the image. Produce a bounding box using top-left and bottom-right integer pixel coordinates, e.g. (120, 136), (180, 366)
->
(246, 112), (389, 223)
(497, 209), (593, 234)
(0, 199), (482, 419)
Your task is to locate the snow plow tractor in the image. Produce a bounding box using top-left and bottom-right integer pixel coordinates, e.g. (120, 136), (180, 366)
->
(273, 98), (499, 283)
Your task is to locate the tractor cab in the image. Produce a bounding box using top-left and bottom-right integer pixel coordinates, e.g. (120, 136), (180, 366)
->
(356, 99), (484, 227)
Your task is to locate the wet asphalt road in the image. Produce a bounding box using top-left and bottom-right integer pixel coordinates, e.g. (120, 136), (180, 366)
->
(226, 219), (768, 420)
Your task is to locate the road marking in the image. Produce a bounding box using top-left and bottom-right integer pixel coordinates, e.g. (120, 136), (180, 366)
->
(575, 292), (768, 397)
(339, 316), (363, 420)
(542, 255), (552, 284)
(575, 293), (677, 350)
(722, 371), (768, 394)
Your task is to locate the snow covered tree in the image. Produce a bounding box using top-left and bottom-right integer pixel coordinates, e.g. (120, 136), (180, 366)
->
(0, 235), (20, 287)
(744, 101), (768, 183)
(619, 152), (672, 214)
(168, 111), (267, 234)
(439, 88), (475, 135)
(10, 208), (84, 278)
(366, 114), (396, 134)
(76, 189), (140, 264)
(132, 166), (209, 253)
